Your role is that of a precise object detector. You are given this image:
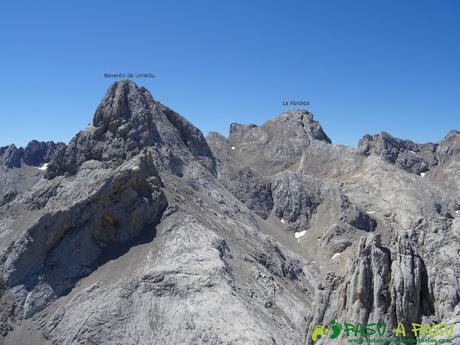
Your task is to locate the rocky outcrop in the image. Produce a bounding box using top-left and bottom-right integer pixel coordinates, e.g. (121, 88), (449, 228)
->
(358, 132), (437, 174)
(221, 166), (273, 219)
(0, 145), (22, 169)
(21, 141), (65, 167)
(436, 130), (460, 164)
(0, 141), (65, 206)
(0, 141), (65, 169)
(358, 130), (460, 176)
(271, 173), (323, 224)
(228, 110), (331, 145)
(305, 233), (435, 344)
(1, 154), (167, 318)
(0, 142), (61, 207)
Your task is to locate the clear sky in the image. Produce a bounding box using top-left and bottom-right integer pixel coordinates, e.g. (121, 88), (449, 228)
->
(0, 0), (459, 147)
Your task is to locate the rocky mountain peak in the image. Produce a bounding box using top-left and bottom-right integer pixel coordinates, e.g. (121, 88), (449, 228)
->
(358, 128), (460, 176)
(446, 129), (460, 138)
(358, 131), (438, 174)
(22, 140), (66, 167)
(436, 129), (460, 164)
(92, 79), (154, 133)
(440, 129), (460, 149)
(229, 122), (258, 136)
(227, 109), (331, 146)
(0, 141), (65, 170)
(45, 80), (216, 179)
(358, 131), (411, 156)
(0, 144), (22, 168)
(272, 109), (331, 144)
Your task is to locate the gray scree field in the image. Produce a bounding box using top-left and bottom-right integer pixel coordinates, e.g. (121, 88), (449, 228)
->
(0, 80), (459, 345)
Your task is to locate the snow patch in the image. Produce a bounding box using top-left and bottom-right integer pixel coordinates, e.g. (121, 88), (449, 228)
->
(231, 146), (235, 150)
(420, 172), (426, 177)
(409, 150), (416, 154)
(295, 230), (306, 239)
(38, 163), (48, 171)
(280, 218), (285, 224)
(331, 253), (341, 260)
(456, 210), (460, 214)
(366, 211), (375, 214)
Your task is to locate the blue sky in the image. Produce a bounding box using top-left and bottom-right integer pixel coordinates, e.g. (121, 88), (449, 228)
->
(0, 0), (459, 147)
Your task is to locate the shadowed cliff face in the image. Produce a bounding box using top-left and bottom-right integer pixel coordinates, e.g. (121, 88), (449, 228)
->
(0, 81), (459, 345)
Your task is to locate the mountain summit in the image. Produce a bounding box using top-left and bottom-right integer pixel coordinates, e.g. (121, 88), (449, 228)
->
(0, 82), (459, 345)
(92, 80), (147, 128)
(46, 80), (216, 179)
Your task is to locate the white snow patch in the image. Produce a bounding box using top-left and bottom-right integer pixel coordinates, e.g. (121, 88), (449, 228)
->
(331, 253), (341, 260)
(38, 163), (48, 171)
(420, 172), (426, 177)
(295, 230), (306, 239)
(456, 210), (460, 214)
(231, 146), (235, 150)
(366, 211), (375, 214)
(280, 218), (285, 224)
(409, 150), (416, 154)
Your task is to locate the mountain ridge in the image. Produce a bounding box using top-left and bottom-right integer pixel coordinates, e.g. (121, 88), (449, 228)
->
(0, 80), (459, 345)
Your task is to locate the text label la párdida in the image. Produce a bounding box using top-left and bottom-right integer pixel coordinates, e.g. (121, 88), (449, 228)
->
(283, 100), (310, 106)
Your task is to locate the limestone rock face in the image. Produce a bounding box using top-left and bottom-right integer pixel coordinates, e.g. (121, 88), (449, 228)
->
(45, 80), (215, 179)
(358, 130), (460, 176)
(221, 166), (273, 219)
(1, 154), (167, 318)
(0, 81), (459, 345)
(305, 233), (436, 344)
